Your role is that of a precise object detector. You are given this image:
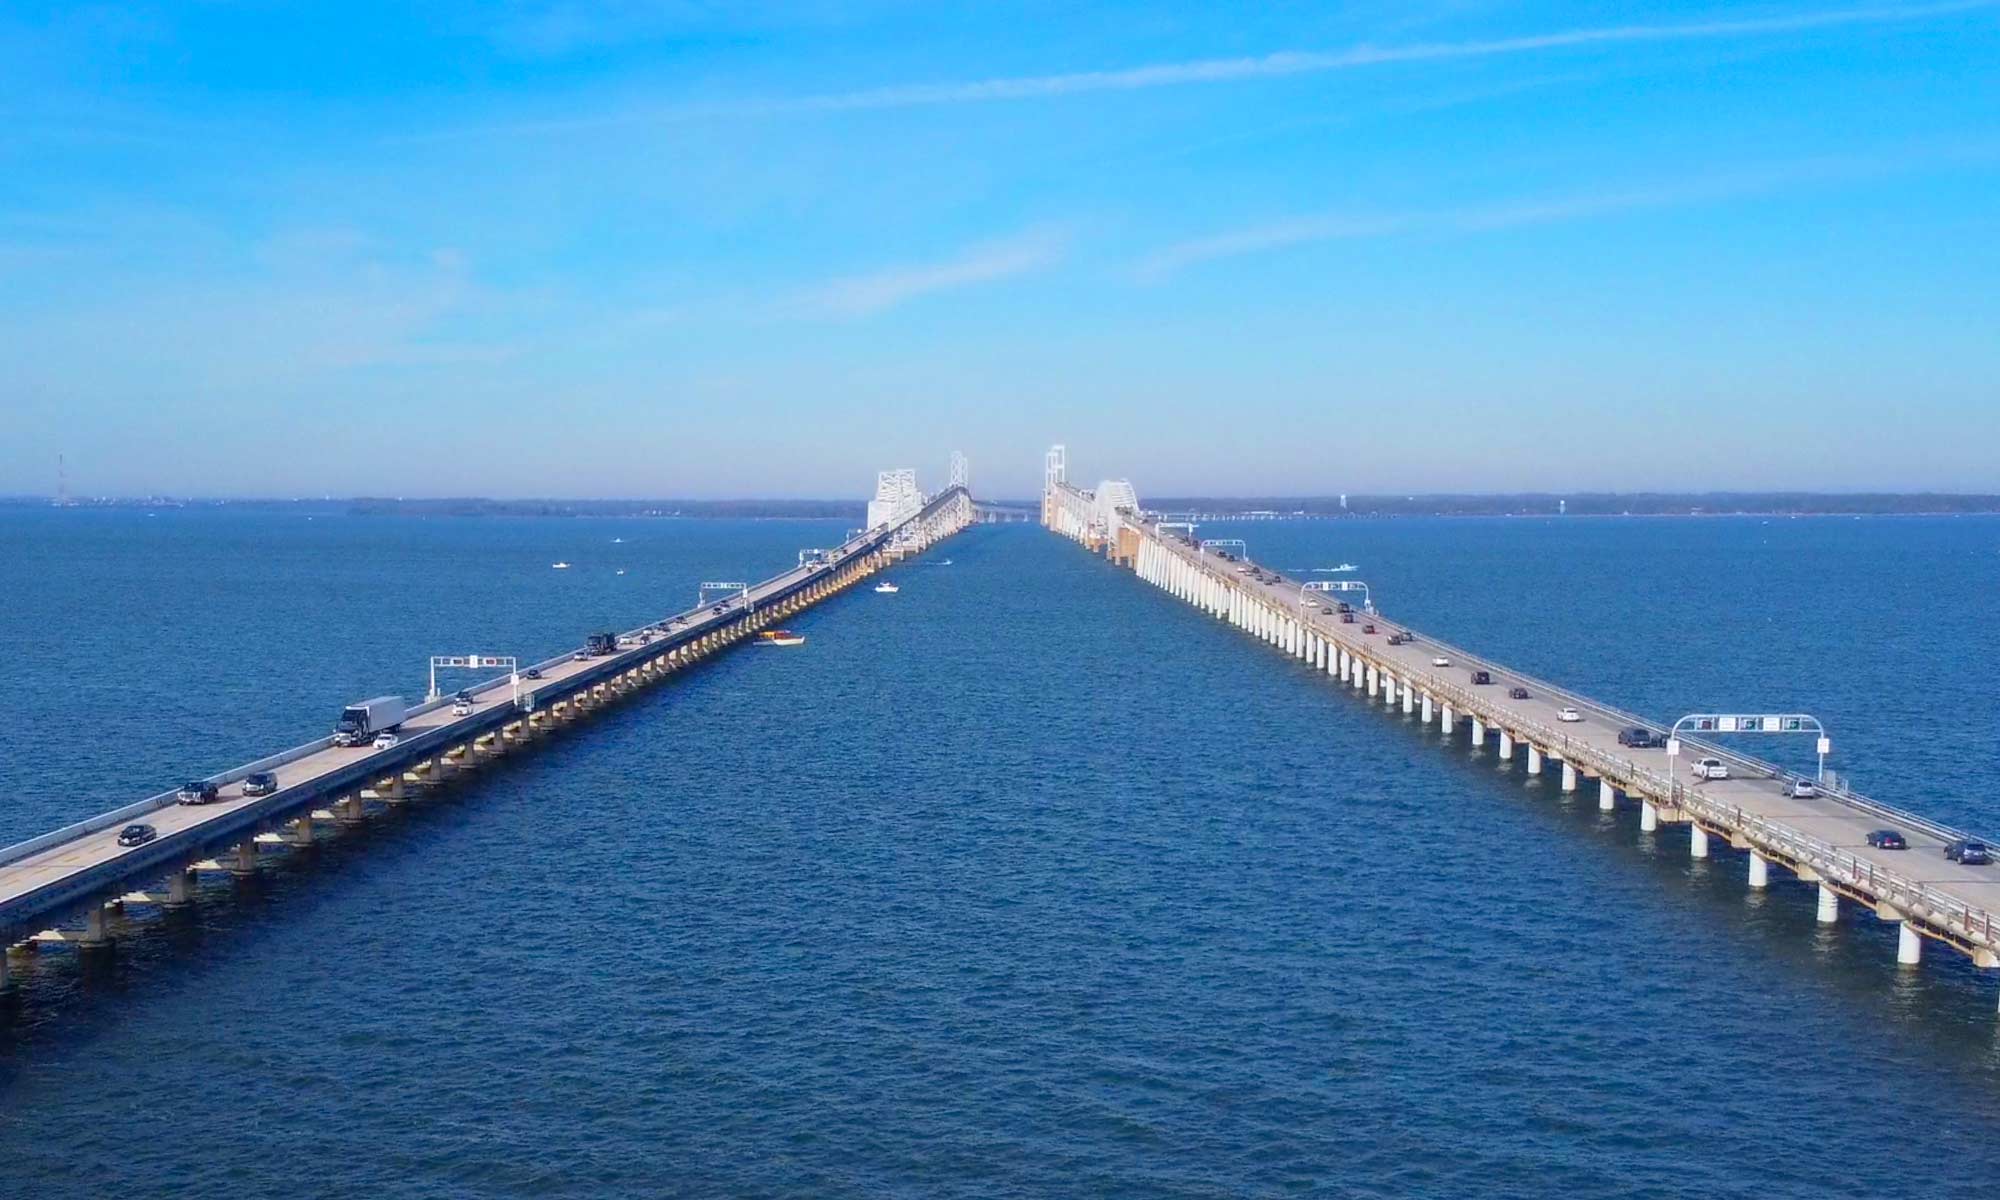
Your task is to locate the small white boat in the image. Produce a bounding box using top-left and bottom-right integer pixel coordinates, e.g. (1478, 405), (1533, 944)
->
(611, 537), (624, 544)
(1333, 563), (1359, 572)
(759, 629), (806, 647)
(615, 569), (626, 576)
(551, 561), (571, 570)
(874, 582), (899, 594)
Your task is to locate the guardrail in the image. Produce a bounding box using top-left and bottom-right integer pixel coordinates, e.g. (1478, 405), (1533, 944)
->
(1140, 522), (2000, 954)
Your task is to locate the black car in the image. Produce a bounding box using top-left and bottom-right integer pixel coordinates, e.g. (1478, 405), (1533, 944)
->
(1320, 606), (1335, 615)
(1470, 670), (1492, 686)
(1945, 839), (1993, 865)
(524, 667), (543, 680)
(1362, 624), (1377, 634)
(1340, 612), (1356, 624)
(1508, 686), (1530, 699)
(116, 823), (156, 848)
(177, 779), (219, 805)
(1336, 602), (1353, 614)
(241, 771), (279, 797)
(1617, 727), (1664, 749)
(1866, 829), (1908, 850)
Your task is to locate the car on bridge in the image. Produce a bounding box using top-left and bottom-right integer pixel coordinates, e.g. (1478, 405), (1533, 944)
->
(1362, 624), (1377, 634)
(1508, 686), (1530, 699)
(177, 780), (218, 805)
(1557, 707), (1583, 723)
(116, 823), (156, 848)
(524, 667), (543, 680)
(1388, 633), (1411, 645)
(1618, 727), (1665, 749)
(452, 698), (474, 716)
(372, 732), (400, 750)
(1945, 839), (1993, 865)
(241, 771), (279, 797)
(1787, 778), (1818, 798)
(1471, 670), (1492, 685)
(1341, 612), (1356, 624)
(1431, 655), (1451, 667)
(1320, 606), (1335, 615)
(1691, 757), (1730, 781)
(1866, 829), (1909, 850)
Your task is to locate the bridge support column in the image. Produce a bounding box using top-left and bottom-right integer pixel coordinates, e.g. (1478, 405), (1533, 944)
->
(1817, 884), (1839, 924)
(1640, 801), (1658, 832)
(232, 840), (259, 876)
(1440, 704), (1454, 736)
(166, 868), (197, 907)
(1561, 762), (1578, 793)
(1599, 778), (1616, 811)
(81, 904), (113, 947)
(1748, 852), (1769, 889)
(1497, 730), (1513, 760)
(1366, 666), (1378, 697)
(1689, 825), (1709, 858)
(340, 794), (367, 825)
(1420, 693), (1433, 723)
(292, 813), (315, 846)
(1471, 718), (1486, 748)
(1402, 684), (1414, 715)
(1527, 746), (1543, 776)
(1898, 924), (1922, 965)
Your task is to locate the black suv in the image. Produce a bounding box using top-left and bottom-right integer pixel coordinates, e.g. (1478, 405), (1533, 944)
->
(177, 780), (219, 805)
(1865, 829), (1908, 850)
(1945, 839), (1993, 865)
(116, 823), (156, 848)
(1470, 670), (1492, 685)
(241, 771), (279, 798)
(1617, 727), (1664, 749)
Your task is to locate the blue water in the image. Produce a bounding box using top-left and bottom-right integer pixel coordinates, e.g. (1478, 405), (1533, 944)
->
(3, 510), (2000, 1198)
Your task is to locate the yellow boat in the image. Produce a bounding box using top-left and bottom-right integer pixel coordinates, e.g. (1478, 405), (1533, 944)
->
(758, 629), (805, 647)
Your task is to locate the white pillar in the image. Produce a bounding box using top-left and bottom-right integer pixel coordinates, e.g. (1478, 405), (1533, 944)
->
(1561, 762), (1578, 793)
(1440, 704), (1455, 735)
(1898, 923), (1922, 965)
(1471, 718), (1486, 747)
(1599, 778), (1616, 811)
(1527, 746), (1543, 775)
(1327, 646), (1338, 677)
(1689, 824), (1709, 858)
(1640, 801), (1658, 832)
(1817, 883), (1839, 924)
(1366, 665), (1379, 696)
(1421, 693), (1433, 722)
(1498, 730), (1513, 760)
(1382, 675), (1396, 707)
(1748, 852), (1769, 889)
(1402, 683), (1414, 715)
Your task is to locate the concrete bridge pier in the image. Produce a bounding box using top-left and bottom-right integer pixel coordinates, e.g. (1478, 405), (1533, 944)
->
(1599, 778), (1616, 812)
(80, 904), (114, 947)
(1748, 852), (1770, 889)
(1401, 684), (1414, 715)
(1689, 824), (1710, 857)
(1420, 693), (1433, 723)
(1382, 675), (1397, 708)
(1818, 884), (1840, 924)
(1526, 746), (1543, 776)
(292, 814), (316, 846)
(230, 840), (259, 877)
(339, 793), (367, 826)
(1440, 703), (1455, 736)
(1366, 665), (1379, 697)
(165, 868), (197, 907)
(1561, 762), (1578, 793)
(1641, 801), (1659, 832)
(1899, 924), (1923, 965)
(1471, 718), (1486, 748)
(1498, 730), (1514, 760)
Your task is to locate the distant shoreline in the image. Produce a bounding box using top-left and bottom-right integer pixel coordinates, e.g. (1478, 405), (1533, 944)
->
(4, 493), (1999, 519)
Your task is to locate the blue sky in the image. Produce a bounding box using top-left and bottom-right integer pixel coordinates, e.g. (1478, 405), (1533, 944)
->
(3, 1), (1996, 499)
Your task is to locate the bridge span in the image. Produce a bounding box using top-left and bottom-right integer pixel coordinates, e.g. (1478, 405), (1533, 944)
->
(0, 475), (975, 992)
(1043, 450), (2000, 1010)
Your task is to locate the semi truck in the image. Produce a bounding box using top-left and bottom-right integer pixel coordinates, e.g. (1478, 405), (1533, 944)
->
(586, 632), (618, 656)
(333, 695), (406, 747)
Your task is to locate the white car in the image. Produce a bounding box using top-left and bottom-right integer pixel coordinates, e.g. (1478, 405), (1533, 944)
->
(452, 700), (473, 716)
(372, 732), (401, 750)
(1556, 706), (1582, 723)
(1431, 655), (1451, 667)
(1787, 778), (1817, 798)
(1691, 757), (1729, 781)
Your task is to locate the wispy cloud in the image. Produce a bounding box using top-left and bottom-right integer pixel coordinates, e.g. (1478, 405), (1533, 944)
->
(1137, 145), (2000, 276)
(799, 228), (1066, 318)
(415, 1), (1996, 140)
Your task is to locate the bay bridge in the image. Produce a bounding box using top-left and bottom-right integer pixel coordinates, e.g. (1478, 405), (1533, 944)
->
(1042, 443), (2000, 1010)
(0, 462), (974, 993)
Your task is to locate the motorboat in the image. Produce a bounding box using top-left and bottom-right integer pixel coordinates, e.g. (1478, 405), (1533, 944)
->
(874, 582), (899, 593)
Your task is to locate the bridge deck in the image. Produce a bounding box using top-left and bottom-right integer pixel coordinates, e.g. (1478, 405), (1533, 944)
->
(1112, 509), (2000, 967)
(1, 487), (973, 948)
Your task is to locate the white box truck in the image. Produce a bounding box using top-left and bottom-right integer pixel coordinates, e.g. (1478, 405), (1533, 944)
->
(333, 696), (405, 747)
